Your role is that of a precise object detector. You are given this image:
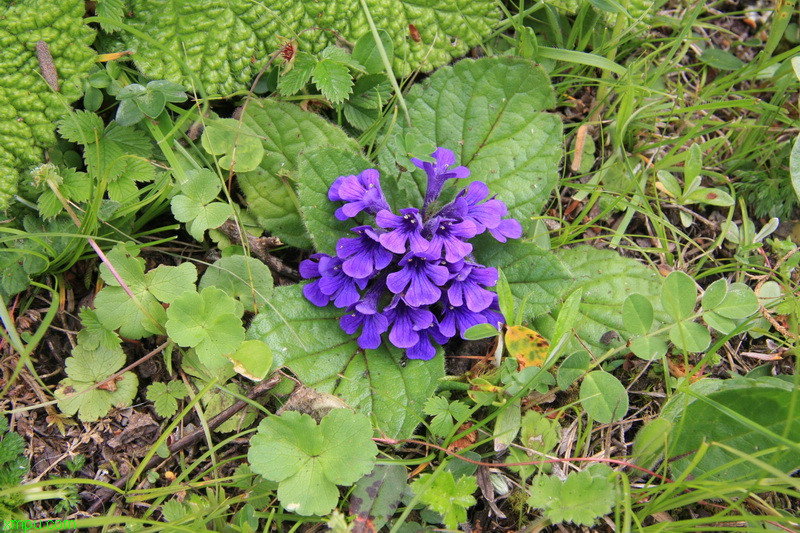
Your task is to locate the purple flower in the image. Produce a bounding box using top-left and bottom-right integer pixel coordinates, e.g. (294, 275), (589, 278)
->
(376, 208), (428, 254)
(317, 255), (368, 308)
(454, 181), (523, 242)
(424, 217), (477, 262)
(488, 218), (522, 242)
(439, 297), (504, 339)
(407, 320), (449, 360)
(299, 253), (330, 307)
(329, 169), (390, 221)
(384, 296), (434, 348)
(447, 263), (498, 312)
(411, 147), (470, 212)
(386, 253), (449, 307)
(341, 306), (389, 349)
(336, 225), (394, 279)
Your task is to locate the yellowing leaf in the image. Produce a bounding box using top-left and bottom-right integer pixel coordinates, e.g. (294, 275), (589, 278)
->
(504, 325), (549, 369)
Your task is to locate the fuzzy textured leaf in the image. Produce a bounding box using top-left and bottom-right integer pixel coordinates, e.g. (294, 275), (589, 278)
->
(238, 99), (359, 248)
(122, 0), (499, 94)
(247, 284), (443, 438)
(248, 409), (378, 516)
(378, 57), (563, 236)
(0, 0), (95, 208)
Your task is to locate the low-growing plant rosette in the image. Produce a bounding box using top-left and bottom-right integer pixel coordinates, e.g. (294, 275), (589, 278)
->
(301, 147), (521, 360)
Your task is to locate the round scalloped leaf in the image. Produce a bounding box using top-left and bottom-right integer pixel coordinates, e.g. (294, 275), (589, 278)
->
(122, 0), (499, 95)
(237, 98), (359, 248)
(377, 57), (562, 236)
(247, 284), (443, 439)
(0, 0), (95, 208)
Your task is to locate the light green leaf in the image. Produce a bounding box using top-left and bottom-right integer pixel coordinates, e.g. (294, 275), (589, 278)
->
(527, 466), (616, 526)
(146, 262), (198, 303)
(0, 0), (95, 209)
(147, 381), (189, 418)
(165, 287), (245, 369)
(556, 350), (590, 390)
(238, 99), (360, 248)
(684, 187), (734, 207)
(378, 57), (563, 235)
(121, 0), (499, 94)
(247, 284), (443, 438)
(202, 382), (256, 433)
(171, 169), (233, 241)
(622, 294), (654, 335)
(312, 58), (353, 104)
(55, 343), (138, 422)
(707, 282), (759, 320)
(248, 409), (378, 516)
(791, 134), (800, 205)
(699, 48), (745, 71)
(493, 399), (521, 452)
(629, 336), (668, 361)
(701, 278), (728, 310)
(199, 255), (273, 312)
(631, 417), (671, 470)
(297, 148), (374, 255)
(352, 29), (394, 75)
(668, 320), (711, 353)
(412, 471), (477, 530)
(580, 371), (628, 424)
(462, 323), (500, 340)
(201, 118), (264, 173)
(278, 52), (317, 96)
(533, 247), (668, 354)
(424, 396), (471, 437)
(661, 271), (696, 321)
(229, 339), (273, 381)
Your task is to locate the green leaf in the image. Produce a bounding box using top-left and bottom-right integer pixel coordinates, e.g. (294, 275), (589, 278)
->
(423, 396), (471, 437)
(580, 371), (628, 424)
(201, 119), (264, 173)
(199, 255), (273, 312)
(520, 410), (560, 455)
(699, 48), (745, 71)
(684, 187), (734, 207)
(238, 99), (359, 248)
(352, 29), (394, 75)
(0, 0), (95, 209)
(55, 343), (138, 422)
(378, 58), (562, 235)
(248, 409), (378, 516)
(533, 247), (668, 354)
(171, 169), (234, 241)
(493, 399), (521, 452)
(701, 278), (727, 311)
(229, 339), (273, 381)
(278, 52), (317, 96)
(146, 381), (188, 418)
(629, 336), (668, 361)
(496, 269), (515, 326)
(462, 323), (500, 340)
(95, 0), (125, 33)
(312, 59), (353, 104)
(165, 287), (245, 370)
(349, 464), (407, 531)
(790, 134), (800, 205)
(668, 320), (711, 353)
(412, 471), (477, 530)
(622, 294), (653, 335)
(297, 148), (373, 255)
(473, 240), (571, 320)
(247, 284), (443, 438)
(704, 282), (759, 320)
(556, 350), (590, 390)
(527, 466), (616, 526)
(146, 262), (198, 303)
(76, 307), (122, 352)
(631, 417), (671, 470)
(121, 0), (499, 94)
(668, 379), (800, 481)
(202, 382), (256, 433)
(661, 271), (696, 321)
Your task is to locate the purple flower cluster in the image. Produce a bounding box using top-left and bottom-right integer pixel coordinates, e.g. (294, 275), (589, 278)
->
(301, 147), (521, 360)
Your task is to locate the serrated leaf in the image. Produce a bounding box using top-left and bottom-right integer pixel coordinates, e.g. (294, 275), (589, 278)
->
(146, 262), (198, 303)
(580, 371), (628, 424)
(147, 382), (179, 418)
(57, 111), (104, 145)
(55, 343), (138, 422)
(313, 59), (353, 105)
(199, 255), (273, 312)
(297, 148), (374, 255)
(249, 409), (378, 516)
(77, 307), (122, 352)
(278, 52), (317, 96)
(0, 0), (95, 208)
(165, 287), (245, 370)
(247, 284), (443, 438)
(668, 379), (800, 481)
(378, 58), (562, 235)
(122, 0), (498, 95)
(95, 0), (125, 32)
(412, 471), (477, 530)
(201, 119), (264, 173)
(349, 464), (407, 531)
(238, 99), (360, 248)
(424, 396), (471, 437)
(527, 466), (616, 526)
(533, 247), (668, 355)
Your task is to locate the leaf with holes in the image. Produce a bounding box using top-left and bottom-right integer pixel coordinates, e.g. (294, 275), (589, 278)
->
(247, 284), (443, 438)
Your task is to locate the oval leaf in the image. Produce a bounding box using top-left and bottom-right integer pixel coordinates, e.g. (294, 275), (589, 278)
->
(580, 371), (628, 424)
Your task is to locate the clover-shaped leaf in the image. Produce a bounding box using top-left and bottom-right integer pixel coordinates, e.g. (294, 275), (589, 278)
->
(165, 287), (244, 370)
(146, 381), (188, 418)
(248, 409), (377, 516)
(423, 396), (471, 437)
(201, 118), (264, 172)
(55, 343), (138, 422)
(411, 471), (477, 530)
(527, 465), (616, 526)
(171, 169), (234, 241)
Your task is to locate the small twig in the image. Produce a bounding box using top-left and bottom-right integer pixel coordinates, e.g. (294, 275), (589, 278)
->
(217, 220), (300, 280)
(86, 374), (281, 514)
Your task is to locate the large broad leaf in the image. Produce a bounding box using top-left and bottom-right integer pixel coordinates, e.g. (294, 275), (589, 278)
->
(237, 98), (359, 248)
(533, 247), (667, 354)
(667, 377), (800, 482)
(377, 57), (563, 236)
(122, 0), (499, 95)
(297, 147), (382, 256)
(247, 284), (443, 438)
(0, 0), (95, 208)
(472, 238), (572, 319)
